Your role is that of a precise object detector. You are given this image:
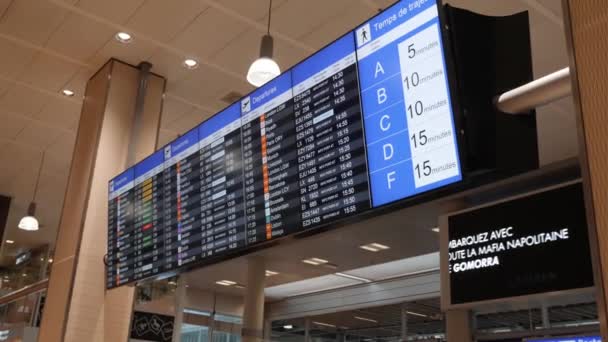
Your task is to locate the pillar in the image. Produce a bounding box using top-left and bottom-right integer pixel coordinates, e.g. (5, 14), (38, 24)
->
(242, 257), (266, 342)
(401, 303), (408, 341)
(172, 277), (187, 342)
(38, 59), (165, 341)
(445, 310), (473, 342)
(562, 1), (608, 339)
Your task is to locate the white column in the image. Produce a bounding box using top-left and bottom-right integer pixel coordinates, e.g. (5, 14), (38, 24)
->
(242, 257), (266, 342)
(172, 277), (187, 342)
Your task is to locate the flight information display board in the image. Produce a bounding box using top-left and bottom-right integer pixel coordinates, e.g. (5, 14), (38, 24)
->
(292, 33), (370, 228)
(240, 72), (301, 243)
(107, 0), (462, 288)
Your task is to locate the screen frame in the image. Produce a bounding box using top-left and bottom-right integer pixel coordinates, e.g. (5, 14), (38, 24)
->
(106, 0), (469, 289)
(440, 179), (594, 310)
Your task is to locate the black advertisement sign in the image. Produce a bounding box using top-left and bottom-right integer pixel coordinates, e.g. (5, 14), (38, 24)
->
(130, 311), (174, 342)
(444, 182), (594, 306)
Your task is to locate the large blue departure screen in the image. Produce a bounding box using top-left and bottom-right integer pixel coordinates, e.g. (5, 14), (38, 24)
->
(107, 0), (462, 288)
(356, 0), (461, 207)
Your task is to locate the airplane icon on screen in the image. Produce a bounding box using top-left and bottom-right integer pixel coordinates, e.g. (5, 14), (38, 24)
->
(241, 96), (251, 113)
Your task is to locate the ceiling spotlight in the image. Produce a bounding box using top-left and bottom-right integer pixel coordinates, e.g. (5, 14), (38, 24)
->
(247, 0), (280, 87)
(5, 240), (14, 244)
(283, 325), (293, 330)
(183, 58), (199, 69)
(48, 258), (53, 263)
(115, 32), (133, 43)
(265, 270), (279, 276)
(22, 273), (27, 277)
(431, 227), (440, 233)
(61, 89), (75, 97)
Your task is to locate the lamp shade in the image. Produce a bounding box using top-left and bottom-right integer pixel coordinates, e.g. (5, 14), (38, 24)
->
(247, 57), (281, 87)
(18, 216), (38, 231)
(18, 202), (39, 231)
(247, 34), (280, 87)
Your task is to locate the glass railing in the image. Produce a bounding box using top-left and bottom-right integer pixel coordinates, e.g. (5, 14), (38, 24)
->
(0, 280), (47, 342)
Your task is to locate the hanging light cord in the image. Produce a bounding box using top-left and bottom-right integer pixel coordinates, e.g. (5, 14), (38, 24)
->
(32, 151), (45, 202)
(267, 0), (273, 35)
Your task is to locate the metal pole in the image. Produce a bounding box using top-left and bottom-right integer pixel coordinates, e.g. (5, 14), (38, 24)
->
(495, 67), (571, 114)
(127, 61), (153, 165)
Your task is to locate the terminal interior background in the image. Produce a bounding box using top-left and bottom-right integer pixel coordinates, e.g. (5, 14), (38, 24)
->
(0, 0), (590, 341)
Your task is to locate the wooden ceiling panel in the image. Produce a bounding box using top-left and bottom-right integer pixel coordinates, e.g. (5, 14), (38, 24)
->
(160, 97), (197, 129)
(0, 0), (68, 45)
(45, 13), (115, 61)
(213, 0), (287, 22)
(89, 35), (159, 69)
(0, 84), (54, 117)
(300, 4), (374, 49)
(0, 38), (37, 80)
(33, 97), (81, 130)
(13, 121), (64, 149)
(268, 0), (354, 40)
(0, 112), (29, 140)
(19, 53), (80, 92)
(126, 0), (209, 43)
(172, 8), (248, 60)
(76, 0), (145, 24)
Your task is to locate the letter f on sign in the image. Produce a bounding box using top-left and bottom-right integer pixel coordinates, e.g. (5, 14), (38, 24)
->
(387, 171), (396, 189)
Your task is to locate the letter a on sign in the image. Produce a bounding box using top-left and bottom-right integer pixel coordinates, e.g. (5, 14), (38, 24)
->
(375, 61), (385, 78)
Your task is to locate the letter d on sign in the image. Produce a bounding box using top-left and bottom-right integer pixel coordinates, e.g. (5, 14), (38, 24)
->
(383, 143), (394, 160)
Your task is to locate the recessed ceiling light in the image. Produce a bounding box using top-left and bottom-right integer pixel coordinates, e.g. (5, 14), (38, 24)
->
(302, 257), (328, 266)
(5, 240), (14, 244)
(265, 270), (278, 276)
(168, 281), (177, 286)
(61, 89), (75, 97)
(183, 58), (199, 69)
(360, 242), (390, 252)
(48, 258), (53, 263)
(216, 280), (236, 286)
(431, 227), (440, 233)
(22, 273), (27, 277)
(115, 32), (133, 43)
(283, 324), (293, 330)
(354, 316), (378, 323)
(2, 279), (8, 283)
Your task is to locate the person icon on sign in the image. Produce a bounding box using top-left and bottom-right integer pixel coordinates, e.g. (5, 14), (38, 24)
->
(361, 27), (369, 42)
